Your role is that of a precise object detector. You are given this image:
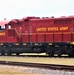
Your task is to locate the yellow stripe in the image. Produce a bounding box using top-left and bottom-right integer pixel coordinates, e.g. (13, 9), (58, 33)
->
(22, 32), (73, 35)
(0, 32), (5, 36)
(8, 28), (74, 35)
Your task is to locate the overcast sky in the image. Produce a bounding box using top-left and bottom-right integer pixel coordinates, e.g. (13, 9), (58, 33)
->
(0, 0), (74, 20)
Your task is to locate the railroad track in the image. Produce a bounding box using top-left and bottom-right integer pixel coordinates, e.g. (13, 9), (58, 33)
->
(0, 61), (74, 71)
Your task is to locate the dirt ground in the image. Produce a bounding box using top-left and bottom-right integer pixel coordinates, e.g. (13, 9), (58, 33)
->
(0, 65), (74, 75)
(0, 65), (42, 75)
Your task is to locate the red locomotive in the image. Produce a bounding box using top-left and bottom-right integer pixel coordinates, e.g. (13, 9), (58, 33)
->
(0, 16), (74, 57)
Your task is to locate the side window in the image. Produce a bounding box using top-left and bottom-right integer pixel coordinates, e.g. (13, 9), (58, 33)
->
(0, 25), (5, 30)
(8, 25), (11, 29)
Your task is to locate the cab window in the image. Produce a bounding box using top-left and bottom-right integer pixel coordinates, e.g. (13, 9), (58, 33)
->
(8, 25), (11, 29)
(0, 26), (5, 30)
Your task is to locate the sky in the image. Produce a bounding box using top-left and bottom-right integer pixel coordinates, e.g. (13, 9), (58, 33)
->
(0, 0), (74, 20)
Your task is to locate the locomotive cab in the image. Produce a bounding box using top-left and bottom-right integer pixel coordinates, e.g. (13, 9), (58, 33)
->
(0, 19), (9, 55)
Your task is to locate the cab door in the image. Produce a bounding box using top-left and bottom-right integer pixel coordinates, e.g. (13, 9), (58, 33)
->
(22, 20), (29, 43)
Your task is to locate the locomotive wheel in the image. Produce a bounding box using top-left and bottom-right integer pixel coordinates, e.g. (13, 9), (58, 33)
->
(57, 54), (61, 57)
(46, 53), (54, 57)
(50, 53), (54, 57)
(7, 50), (11, 56)
(68, 48), (74, 57)
(1, 46), (5, 55)
(1, 50), (5, 55)
(46, 46), (51, 55)
(4, 46), (12, 56)
(46, 46), (54, 57)
(57, 50), (61, 57)
(68, 54), (73, 57)
(16, 53), (20, 56)
(33, 47), (41, 53)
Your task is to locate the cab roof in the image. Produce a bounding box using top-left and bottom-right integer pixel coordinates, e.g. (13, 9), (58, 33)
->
(0, 20), (9, 26)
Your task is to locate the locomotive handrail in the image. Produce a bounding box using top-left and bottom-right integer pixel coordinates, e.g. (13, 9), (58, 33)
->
(8, 28), (19, 35)
(8, 28), (74, 35)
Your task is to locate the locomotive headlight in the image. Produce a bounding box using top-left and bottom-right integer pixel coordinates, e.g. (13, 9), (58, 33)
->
(48, 43), (52, 45)
(15, 43), (19, 45)
(0, 43), (3, 45)
(35, 43), (38, 45)
(70, 42), (74, 45)
(23, 43), (26, 45)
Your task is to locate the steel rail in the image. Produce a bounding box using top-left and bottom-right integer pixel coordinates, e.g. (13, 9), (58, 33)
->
(0, 61), (74, 71)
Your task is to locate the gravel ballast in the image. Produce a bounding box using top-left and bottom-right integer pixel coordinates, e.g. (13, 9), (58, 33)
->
(0, 65), (74, 75)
